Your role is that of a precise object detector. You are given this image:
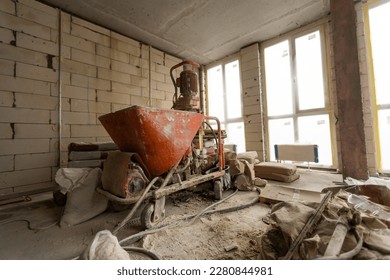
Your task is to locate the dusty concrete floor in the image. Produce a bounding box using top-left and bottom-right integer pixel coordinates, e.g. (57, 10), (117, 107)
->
(0, 169), (342, 260)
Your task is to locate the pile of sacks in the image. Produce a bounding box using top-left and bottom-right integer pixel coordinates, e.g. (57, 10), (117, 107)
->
(254, 162), (300, 183)
(225, 151), (267, 191)
(225, 149), (300, 190)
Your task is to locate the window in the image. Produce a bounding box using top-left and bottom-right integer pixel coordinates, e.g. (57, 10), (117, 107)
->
(367, 0), (390, 172)
(263, 26), (334, 167)
(206, 59), (246, 153)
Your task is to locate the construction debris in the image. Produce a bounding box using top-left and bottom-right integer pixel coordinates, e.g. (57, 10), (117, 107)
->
(256, 181), (390, 260)
(227, 151), (267, 191)
(254, 162), (300, 183)
(259, 184), (324, 204)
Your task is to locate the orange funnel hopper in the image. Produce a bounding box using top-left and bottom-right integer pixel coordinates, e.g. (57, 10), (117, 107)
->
(99, 106), (204, 177)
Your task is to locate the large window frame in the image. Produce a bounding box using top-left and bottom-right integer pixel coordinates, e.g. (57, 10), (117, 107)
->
(261, 22), (336, 168)
(205, 55), (246, 153)
(365, 0), (390, 173)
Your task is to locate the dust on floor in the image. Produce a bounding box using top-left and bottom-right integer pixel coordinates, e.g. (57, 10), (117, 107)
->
(0, 169), (342, 260)
(140, 192), (269, 260)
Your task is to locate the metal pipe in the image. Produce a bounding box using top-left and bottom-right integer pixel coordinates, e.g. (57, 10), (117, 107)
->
(148, 45), (152, 106)
(153, 170), (225, 199)
(57, 9), (63, 168)
(199, 65), (205, 114)
(204, 116), (225, 170)
(203, 121), (218, 166)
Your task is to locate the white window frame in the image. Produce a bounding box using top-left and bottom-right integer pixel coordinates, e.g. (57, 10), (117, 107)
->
(365, 0), (390, 173)
(205, 55), (245, 151)
(261, 21), (336, 168)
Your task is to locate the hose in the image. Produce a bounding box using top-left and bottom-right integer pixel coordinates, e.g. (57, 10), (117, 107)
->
(188, 189), (238, 225)
(122, 246), (161, 260)
(316, 228), (363, 260)
(0, 219), (58, 231)
(70, 246), (161, 260)
(175, 156), (191, 174)
(364, 238), (390, 255)
(113, 161), (180, 235)
(133, 164), (150, 183)
(112, 176), (159, 235)
(119, 189), (260, 246)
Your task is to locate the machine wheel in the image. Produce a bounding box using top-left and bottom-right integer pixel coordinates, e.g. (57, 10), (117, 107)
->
(214, 180), (223, 200)
(140, 203), (165, 229)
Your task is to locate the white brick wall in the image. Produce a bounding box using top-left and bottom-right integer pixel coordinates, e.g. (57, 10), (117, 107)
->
(0, 155), (13, 173)
(355, 2), (377, 176)
(16, 32), (58, 55)
(0, 139), (50, 155)
(15, 153), (58, 170)
(240, 44), (265, 160)
(0, 168), (52, 189)
(0, 0), (183, 197)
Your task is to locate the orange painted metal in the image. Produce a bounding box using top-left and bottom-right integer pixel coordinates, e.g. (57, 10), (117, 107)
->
(99, 105), (204, 177)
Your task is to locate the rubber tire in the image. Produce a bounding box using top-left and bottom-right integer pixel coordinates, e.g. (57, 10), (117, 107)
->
(141, 203), (165, 230)
(214, 180), (223, 200)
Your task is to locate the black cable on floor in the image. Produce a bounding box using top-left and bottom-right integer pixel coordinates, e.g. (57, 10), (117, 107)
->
(0, 219), (58, 231)
(122, 246), (161, 260)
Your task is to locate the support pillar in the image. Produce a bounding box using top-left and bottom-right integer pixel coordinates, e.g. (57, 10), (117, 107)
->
(330, 0), (369, 179)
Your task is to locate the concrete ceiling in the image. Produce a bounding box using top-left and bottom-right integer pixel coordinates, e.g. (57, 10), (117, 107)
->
(41, 0), (330, 65)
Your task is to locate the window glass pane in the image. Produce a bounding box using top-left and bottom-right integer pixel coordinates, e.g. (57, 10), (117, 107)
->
(378, 109), (390, 171)
(226, 122), (246, 153)
(225, 60), (242, 119)
(209, 122), (225, 132)
(264, 41), (293, 116)
(298, 114), (332, 165)
(295, 30), (325, 110)
(268, 118), (294, 161)
(369, 2), (390, 105)
(207, 65), (225, 121)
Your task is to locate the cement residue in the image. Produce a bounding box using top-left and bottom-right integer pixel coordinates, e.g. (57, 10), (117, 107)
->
(140, 194), (268, 260)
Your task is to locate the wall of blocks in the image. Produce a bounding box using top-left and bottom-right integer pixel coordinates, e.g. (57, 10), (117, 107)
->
(0, 0), (182, 196)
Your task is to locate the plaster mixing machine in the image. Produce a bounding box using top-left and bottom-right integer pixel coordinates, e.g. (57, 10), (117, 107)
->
(97, 61), (230, 230)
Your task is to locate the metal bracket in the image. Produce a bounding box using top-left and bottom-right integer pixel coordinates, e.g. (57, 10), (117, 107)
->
(152, 196), (166, 222)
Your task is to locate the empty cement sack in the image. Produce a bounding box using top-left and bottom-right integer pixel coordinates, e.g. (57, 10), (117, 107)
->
(80, 230), (130, 260)
(55, 167), (92, 193)
(57, 168), (108, 227)
(257, 202), (316, 259)
(237, 151), (259, 164)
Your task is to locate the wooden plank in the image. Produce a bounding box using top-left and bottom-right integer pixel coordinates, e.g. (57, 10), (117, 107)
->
(67, 159), (103, 168)
(68, 151), (108, 161)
